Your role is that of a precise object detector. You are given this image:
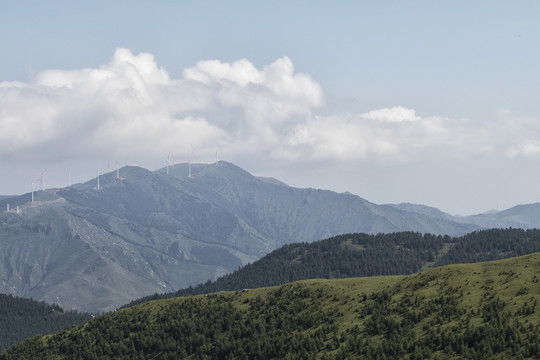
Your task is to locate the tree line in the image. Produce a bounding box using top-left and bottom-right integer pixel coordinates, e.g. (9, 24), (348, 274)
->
(126, 228), (540, 308)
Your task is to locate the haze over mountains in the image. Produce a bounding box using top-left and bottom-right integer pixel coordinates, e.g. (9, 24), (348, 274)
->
(0, 161), (539, 312)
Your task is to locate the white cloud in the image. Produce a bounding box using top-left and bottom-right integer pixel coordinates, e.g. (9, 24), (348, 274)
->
(183, 58), (263, 86)
(183, 56), (323, 134)
(496, 111), (540, 159)
(283, 111), (482, 162)
(284, 106), (540, 164)
(0, 49), (322, 162)
(361, 106), (420, 123)
(507, 141), (540, 157)
(1, 48), (540, 174)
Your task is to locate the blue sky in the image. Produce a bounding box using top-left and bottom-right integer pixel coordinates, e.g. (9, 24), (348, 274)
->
(1, 1), (540, 215)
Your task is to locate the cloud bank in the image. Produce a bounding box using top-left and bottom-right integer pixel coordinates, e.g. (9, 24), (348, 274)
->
(0, 48), (538, 168)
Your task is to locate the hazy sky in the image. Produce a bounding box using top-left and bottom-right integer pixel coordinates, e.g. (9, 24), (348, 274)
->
(1, 1), (540, 215)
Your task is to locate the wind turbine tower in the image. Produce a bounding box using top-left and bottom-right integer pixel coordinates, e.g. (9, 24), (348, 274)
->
(96, 171), (101, 191)
(216, 148), (223, 165)
(189, 145), (193, 178)
(31, 183), (34, 202)
(166, 153), (174, 174)
(41, 172), (45, 191)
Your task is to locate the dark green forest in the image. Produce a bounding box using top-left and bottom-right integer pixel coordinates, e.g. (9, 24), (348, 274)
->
(3, 252), (540, 359)
(0, 294), (90, 351)
(127, 228), (540, 307)
(435, 228), (540, 265)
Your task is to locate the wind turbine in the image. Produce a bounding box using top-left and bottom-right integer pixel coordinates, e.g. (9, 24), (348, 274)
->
(31, 172), (43, 201)
(216, 148), (223, 165)
(166, 153), (174, 174)
(95, 171), (101, 191)
(189, 145), (194, 178)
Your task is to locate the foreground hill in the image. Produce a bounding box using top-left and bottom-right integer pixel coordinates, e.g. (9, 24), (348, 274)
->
(3, 253), (539, 359)
(126, 228), (540, 307)
(0, 162), (478, 311)
(0, 294), (89, 352)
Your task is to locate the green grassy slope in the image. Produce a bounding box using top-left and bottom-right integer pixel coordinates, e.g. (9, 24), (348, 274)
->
(126, 228), (540, 308)
(3, 253), (540, 359)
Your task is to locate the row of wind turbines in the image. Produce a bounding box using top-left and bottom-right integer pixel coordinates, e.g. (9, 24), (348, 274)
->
(4, 147), (224, 215)
(3, 172), (46, 214)
(6, 145), (223, 214)
(46, 146), (222, 191)
(166, 147), (223, 177)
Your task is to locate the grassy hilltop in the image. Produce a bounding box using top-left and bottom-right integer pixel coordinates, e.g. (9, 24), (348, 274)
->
(2, 253), (540, 359)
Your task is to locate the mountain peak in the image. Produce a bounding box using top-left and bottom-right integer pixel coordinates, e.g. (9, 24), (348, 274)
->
(154, 161), (258, 182)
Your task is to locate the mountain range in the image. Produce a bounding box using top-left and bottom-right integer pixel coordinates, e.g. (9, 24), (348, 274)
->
(0, 161), (539, 312)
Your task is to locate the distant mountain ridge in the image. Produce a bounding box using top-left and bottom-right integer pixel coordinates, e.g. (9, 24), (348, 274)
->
(389, 201), (540, 229)
(386, 202), (458, 222)
(0, 161), (483, 311)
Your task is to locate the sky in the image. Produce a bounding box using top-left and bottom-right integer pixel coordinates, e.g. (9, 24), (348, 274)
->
(1, 1), (540, 215)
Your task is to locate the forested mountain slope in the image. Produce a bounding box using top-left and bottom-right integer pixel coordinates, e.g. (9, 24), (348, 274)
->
(0, 162), (478, 312)
(126, 228), (540, 307)
(3, 253), (540, 359)
(0, 294), (89, 352)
